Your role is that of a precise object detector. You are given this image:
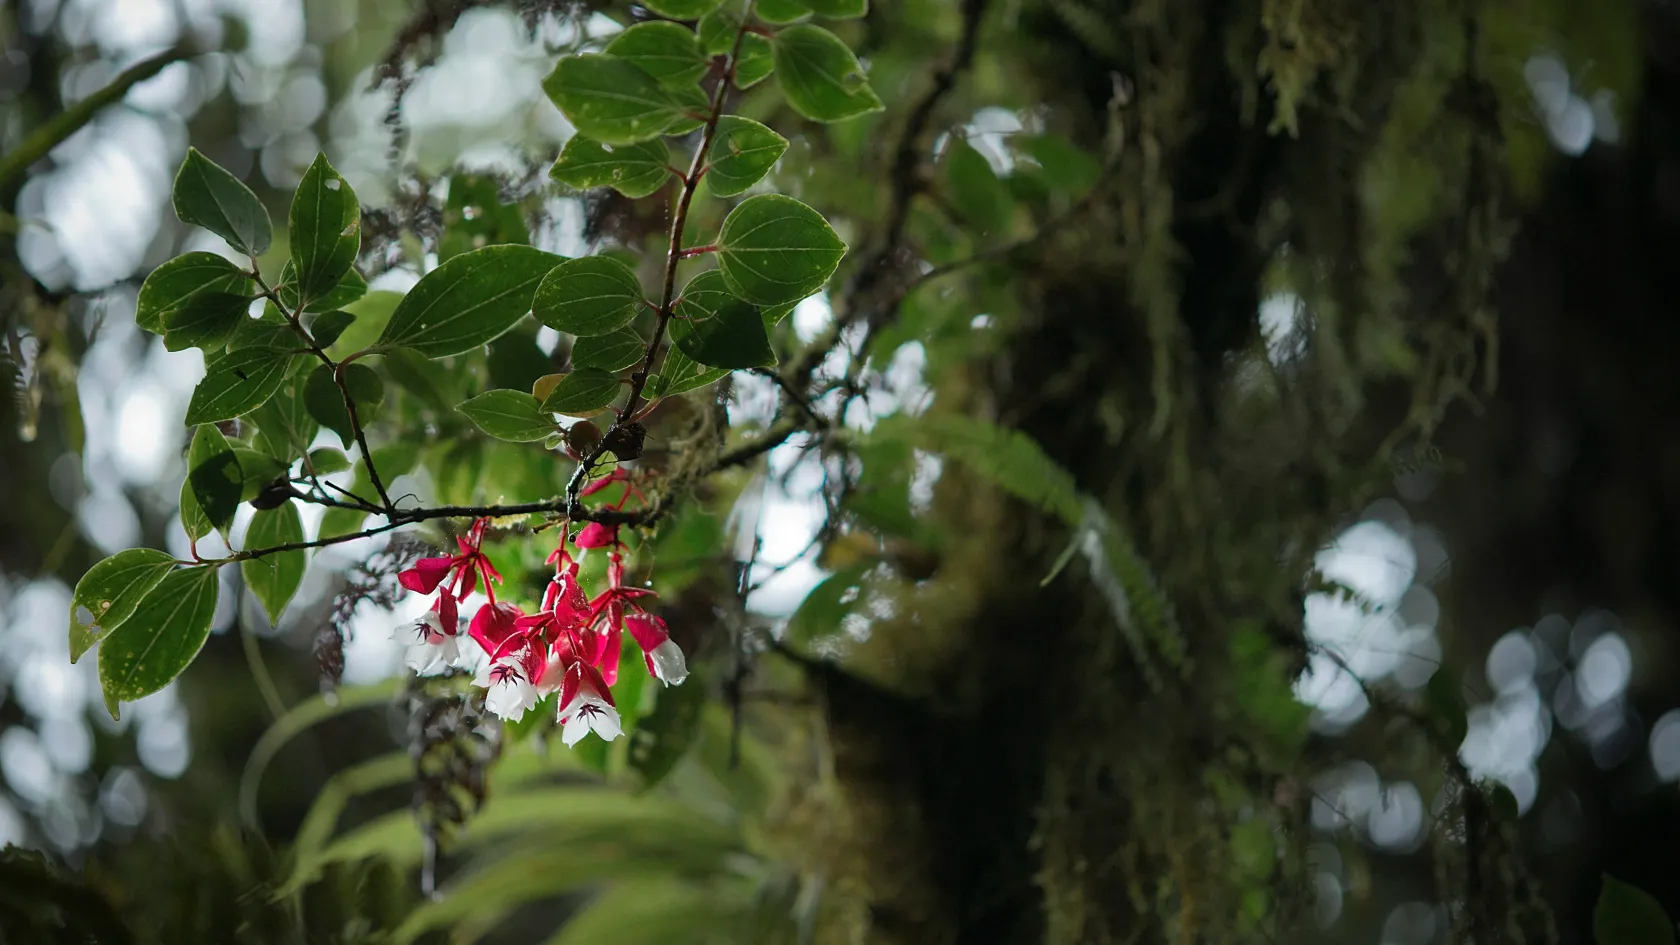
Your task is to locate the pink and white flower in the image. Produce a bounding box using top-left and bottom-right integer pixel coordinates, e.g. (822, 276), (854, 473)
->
(394, 593), (460, 674)
(555, 658), (622, 746)
(625, 613), (688, 686)
(474, 634), (546, 722)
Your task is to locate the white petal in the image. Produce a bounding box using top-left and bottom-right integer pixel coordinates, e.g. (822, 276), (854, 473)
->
(485, 678), (536, 721)
(588, 705), (623, 742)
(650, 640), (689, 686)
(405, 641), (442, 674)
(560, 711), (591, 746)
(436, 635), (460, 668)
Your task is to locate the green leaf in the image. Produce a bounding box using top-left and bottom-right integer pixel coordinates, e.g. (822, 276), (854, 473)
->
(772, 24), (883, 123)
(172, 147), (272, 255)
(628, 675), (706, 789)
(277, 264), (367, 313)
(97, 566), (220, 719)
(605, 22), (711, 87)
(671, 270), (775, 368)
(439, 174), (531, 262)
(288, 152), (361, 304)
(734, 33), (775, 88)
(376, 245), (564, 357)
(185, 347), (297, 424)
(804, 0), (867, 16)
(542, 54), (689, 146)
(787, 564), (870, 645)
(307, 447), (351, 475)
(716, 193), (847, 306)
(756, 0), (811, 24)
(231, 447), (290, 501)
(649, 345), (727, 397)
(181, 424), (242, 538)
(246, 370), (318, 461)
(550, 135), (673, 199)
(327, 289), (401, 358)
(457, 390), (557, 442)
(1596, 875), (1676, 945)
(532, 255), (647, 337)
(383, 345), (450, 410)
(307, 310), (356, 349)
(641, 0), (721, 16)
(539, 369), (621, 417)
(1015, 133), (1103, 194)
(68, 549), (174, 665)
(572, 327), (647, 372)
(304, 362), (384, 448)
(705, 116), (787, 197)
(136, 252), (254, 334)
(221, 301), (294, 352)
(242, 503), (307, 624)
(945, 138), (1012, 233)
(162, 291), (250, 352)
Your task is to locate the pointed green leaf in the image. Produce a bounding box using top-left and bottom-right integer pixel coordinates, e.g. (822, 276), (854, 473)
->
(605, 22), (711, 87)
(671, 270), (775, 368)
(184, 424), (243, 536)
(650, 344), (728, 397)
(185, 347), (297, 424)
(98, 566), (220, 717)
(231, 447), (290, 501)
(69, 549), (175, 664)
(376, 245), (564, 357)
(173, 147), (272, 255)
(307, 447), (351, 475)
(306, 310), (356, 349)
(542, 54), (689, 146)
(162, 291), (251, 352)
(457, 390), (557, 442)
(698, 7), (743, 53)
(242, 503), (306, 624)
(663, 85), (710, 136)
(383, 346), (450, 410)
(247, 370), (318, 461)
(1596, 875), (1677, 945)
(705, 116), (787, 197)
(572, 327), (648, 372)
(532, 255), (647, 337)
(550, 135), (673, 198)
(641, 0), (721, 16)
(304, 362), (384, 448)
(716, 193), (847, 306)
(756, 0), (811, 24)
(137, 252), (255, 334)
(540, 369), (621, 417)
(734, 33), (775, 88)
(804, 0), (867, 16)
(698, 8), (775, 88)
(772, 24), (883, 122)
(222, 301), (294, 352)
(289, 152), (361, 304)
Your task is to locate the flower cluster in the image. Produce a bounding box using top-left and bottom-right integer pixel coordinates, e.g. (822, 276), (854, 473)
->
(390, 484), (686, 747)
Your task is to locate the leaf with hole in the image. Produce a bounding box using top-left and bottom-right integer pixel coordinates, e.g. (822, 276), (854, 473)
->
(671, 270), (775, 368)
(542, 54), (689, 146)
(242, 502), (306, 624)
(539, 369), (621, 417)
(98, 566), (220, 720)
(457, 390), (557, 442)
(68, 549), (175, 665)
(717, 193), (847, 306)
(162, 291), (251, 352)
(572, 327), (647, 372)
(137, 252), (254, 334)
(605, 22), (711, 87)
(304, 363), (384, 448)
(533, 255), (647, 337)
(376, 245), (564, 358)
(705, 116), (787, 197)
(772, 24), (883, 122)
(172, 148), (272, 255)
(186, 347), (298, 424)
(550, 136), (673, 199)
(289, 152), (361, 305)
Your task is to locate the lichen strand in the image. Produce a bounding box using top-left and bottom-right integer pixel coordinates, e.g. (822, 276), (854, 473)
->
(760, 0), (1604, 944)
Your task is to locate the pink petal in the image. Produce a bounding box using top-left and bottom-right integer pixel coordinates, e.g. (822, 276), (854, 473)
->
(399, 557), (455, 594)
(469, 601), (523, 652)
(435, 592), (459, 636)
(574, 522), (617, 549)
(625, 613), (669, 651)
(599, 622), (622, 686)
(579, 469), (628, 498)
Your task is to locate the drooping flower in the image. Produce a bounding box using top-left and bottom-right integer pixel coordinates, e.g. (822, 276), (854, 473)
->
(474, 633), (546, 722)
(394, 593), (460, 674)
(573, 522), (618, 549)
(625, 613), (688, 686)
(555, 658), (622, 746)
(397, 518), (501, 602)
(468, 601), (524, 655)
